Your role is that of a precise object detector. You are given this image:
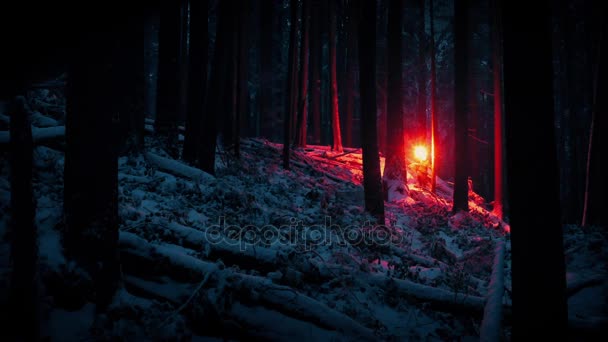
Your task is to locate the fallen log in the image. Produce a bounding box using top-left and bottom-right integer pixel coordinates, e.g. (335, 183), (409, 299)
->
(126, 225), (495, 316)
(164, 221), (293, 273)
(0, 125), (65, 145)
(145, 152), (215, 182)
(118, 232), (377, 341)
(566, 273), (605, 297)
(367, 273), (488, 312)
(31, 112), (59, 127)
(229, 273), (376, 341)
(119, 231), (219, 282)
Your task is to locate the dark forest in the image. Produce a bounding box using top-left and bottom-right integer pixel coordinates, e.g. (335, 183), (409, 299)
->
(0, 0), (606, 341)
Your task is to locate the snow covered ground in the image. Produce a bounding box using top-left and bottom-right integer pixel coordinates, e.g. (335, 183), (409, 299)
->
(0, 94), (606, 340)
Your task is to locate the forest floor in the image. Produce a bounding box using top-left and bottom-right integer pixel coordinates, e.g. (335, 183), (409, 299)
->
(0, 93), (607, 341)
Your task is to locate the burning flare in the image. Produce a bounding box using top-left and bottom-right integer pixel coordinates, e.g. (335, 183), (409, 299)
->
(414, 145), (428, 162)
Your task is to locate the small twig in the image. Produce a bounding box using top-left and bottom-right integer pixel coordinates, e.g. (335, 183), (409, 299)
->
(159, 269), (216, 328)
(468, 134), (489, 145)
(479, 89), (494, 97)
(327, 148), (362, 160)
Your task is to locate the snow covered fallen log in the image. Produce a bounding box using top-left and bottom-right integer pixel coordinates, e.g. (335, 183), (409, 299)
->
(368, 273), (487, 312)
(119, 231), (219, 281)
(142, 221), (492, 316)
(118, 231), (377, 341)
(165, 222), (293, 272)
(566, 273), (605, 296)
(230, 273), (377, 341)
(0, 125), (65, 145)
(145, 152), (215, 182)
(480, 239), (506, 342)
(388, 245), (449, 269)
(31, 112), (59, 127)
(33, 126), (65, 142)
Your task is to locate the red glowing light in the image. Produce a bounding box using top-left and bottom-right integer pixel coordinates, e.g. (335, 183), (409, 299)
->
(414, 145), (428, 162)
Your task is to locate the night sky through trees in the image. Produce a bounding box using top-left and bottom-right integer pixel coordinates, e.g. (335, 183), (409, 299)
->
(0, 0), (606, 341)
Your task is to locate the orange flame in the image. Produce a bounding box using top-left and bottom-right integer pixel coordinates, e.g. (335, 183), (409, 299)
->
(414, 145), (428, 162)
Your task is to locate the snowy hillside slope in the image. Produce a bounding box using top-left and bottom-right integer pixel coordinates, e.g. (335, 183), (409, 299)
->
(0, 96), (606, 340)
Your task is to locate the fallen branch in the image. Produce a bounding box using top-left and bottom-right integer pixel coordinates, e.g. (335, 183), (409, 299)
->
(160, 268), (216, 327)
(327, 148), (362, 160)
(145, 152), (215, 182)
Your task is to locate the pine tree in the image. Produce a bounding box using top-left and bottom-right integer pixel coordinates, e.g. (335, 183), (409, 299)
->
(358, 0), (385, 222)
(383, 0), (409, 202)
(503, 0), (568, 337)
(329, 0), (343, 152)
(183, 0), (209, 164)
(452, 0), (470, 213)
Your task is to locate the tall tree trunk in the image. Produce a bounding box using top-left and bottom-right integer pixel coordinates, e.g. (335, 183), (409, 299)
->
(144, 8), (159, 121)
(376, 1), (388, 155)
(417, 0), (427, 142)
(344, 0), (358, 148)
(587, 4), (607, 228)
(502, 0), (568, 338)
(358, 0), (385, 223)
(8, 97), (37, 341)
(183, 0), (209, 164)
(64, 18), (120, 310)
(178, 0), (189, 124)
(118, 13), (145, 154)
(296, 0), (311, 147)
(452, 0), (469, 213)
(491, 0), (504, 218)
(310, 0), (322, 145)
(155, 0), (185, 157)
(236, 0), (250, 157)
(468, 62), (480, 194)
(199, 0), (232, 175)
(429, 0), (438, 192)
(283, 0), (298, 169)
(259, 0), (274, 138)
(223, 11), (237, 153)
(383, 0), (408, 202)
(329, 0), (343, 153)
(582, 13), (603, 227)
(290, 7), (301, 147)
